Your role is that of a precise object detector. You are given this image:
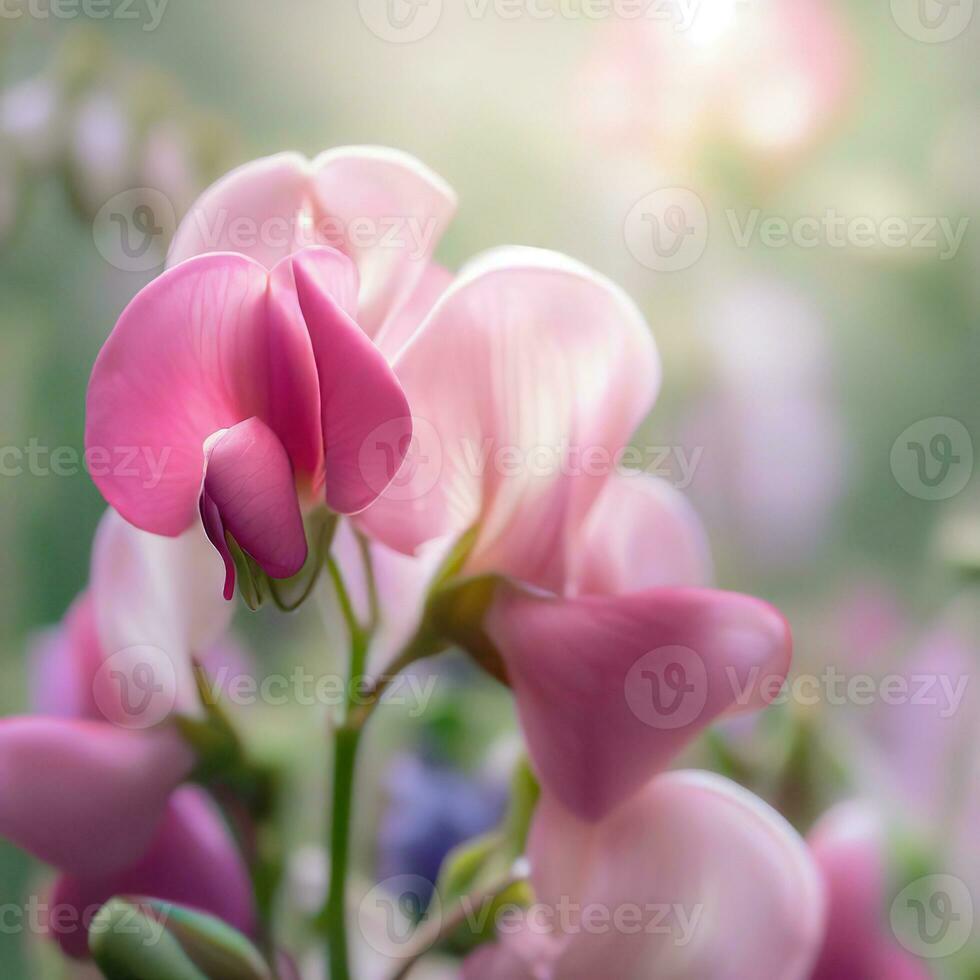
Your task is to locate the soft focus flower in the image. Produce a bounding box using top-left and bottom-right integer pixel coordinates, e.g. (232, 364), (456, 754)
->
(377, 753), (507, 905)
(579, 0), (854, 169)
(0, 509), (235, 893)
(359, 247), (793, 820)
(684, 277), (845, 567)
(49, 786), (255, 959)
(464, 771), (824, 980)
(86, 147), (455, 599)
(0, 514), (253, 960)
(808, 803), (931, 980)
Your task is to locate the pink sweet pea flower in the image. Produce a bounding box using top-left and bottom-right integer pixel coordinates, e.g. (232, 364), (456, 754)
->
(358, 248), (793, 821)
(1, 514), (254, 960)
(49, 785), (255, 959)
(463, 771), (825, 980)
(87, 147), (455, 599)
(0, 510), (234, 884)
(808, 803), (932, 980)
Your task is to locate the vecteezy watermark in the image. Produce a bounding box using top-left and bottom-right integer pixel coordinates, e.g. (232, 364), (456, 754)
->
(93, 655), (443, 729)
(625, 649), (972, 729)
(890, 0), (975, 43)
(890, 875), (974, 959)
(0, 0), (168, 31)
(359, 875), (442, 958)
(358, 0), (747, 43)
(624, 187), (709, 273)
(0, 439), (171, 487)
(93, 645), (180, 730)
(93, 188), (177, 272)
(359, 416), (705, 502)
(178, 205), (443, 262)
(624, 189), (971, 271)
(625, 646), (709, 730)
(0, 896), (171, 945)
(358, 875), (705, 958)
(726, 209), (970, 261)
(890, 417), (974, 501)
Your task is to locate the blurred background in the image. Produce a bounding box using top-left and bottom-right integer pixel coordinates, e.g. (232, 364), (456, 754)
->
(1, 0), (977, 975)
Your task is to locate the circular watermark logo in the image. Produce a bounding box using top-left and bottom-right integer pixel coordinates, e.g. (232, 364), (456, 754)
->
(890, 874), (974, 959)
(357, 875), (442, 959)
(92, 645), (178, 729)
(890, 417), (973, 500)
(93, 188), (176, 272)
(358, 0), (443, 43)
(625, 645), (708, 730)
(359, 415), (443, 502)
(624, 187), (709, 272)
(891, 0), (975, 42)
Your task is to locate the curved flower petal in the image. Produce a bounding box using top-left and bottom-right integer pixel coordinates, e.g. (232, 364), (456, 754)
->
(360, 248), (660, 594)
(486, 585), (792, 819)
(50, 786), (255, 959)
(530, 772), (824, 980)
(29, 593), (103, 720)
(0, 718), (192, 877)
(168, 147), (456, 338)
(570, 472), (712, 596)
(288, 247), (412, 514)
(168, 151), (312, 269)
(374, 262), (453, 363)
(201, 417), (308, 596)
(311, 146), (457, 338)
(90, 509), (231, 717)
(85, 252), (284, 537)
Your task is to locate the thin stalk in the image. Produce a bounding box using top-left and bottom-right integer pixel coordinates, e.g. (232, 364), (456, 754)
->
(323, 555), (370, 980)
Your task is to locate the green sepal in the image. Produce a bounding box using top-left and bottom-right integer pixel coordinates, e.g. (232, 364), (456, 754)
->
(268, 511), (337, 613)
(90, 897), (274, 980)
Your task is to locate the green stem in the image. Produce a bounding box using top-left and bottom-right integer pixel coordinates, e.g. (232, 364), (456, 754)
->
(323, 556), (370, 980)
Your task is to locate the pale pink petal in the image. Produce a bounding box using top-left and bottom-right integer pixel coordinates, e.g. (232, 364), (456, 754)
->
(486, 585), (792, 819)
(167, 151), (312, 269)
(288, 247), (412, 513)
(50, 786), (255, 958)
(0, 718), (192, 877)
(570, 472), (712, 596)
(29, 593), (103, 720)
(531, 772), (824, 980)
(462, 931), (559, 980)
(202, 417), (308, 594)
(310, 146), (457, 338)
(374, 262), (453, 363)
(85, 253), (280, 537)
(169, 148), (456, 338)
(360, 248), (659, 594)
(90, 509), (231, 717)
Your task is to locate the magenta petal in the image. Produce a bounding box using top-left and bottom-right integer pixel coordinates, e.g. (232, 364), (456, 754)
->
(808, 803), (933, 980)
(0, 718), (193, 877)
(286, 247), (412, 514)
(50, 786), (255, 959)
(486, 586), (792, 820)
(202, 417), (308, 584)
(86, 253), (274, 537)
